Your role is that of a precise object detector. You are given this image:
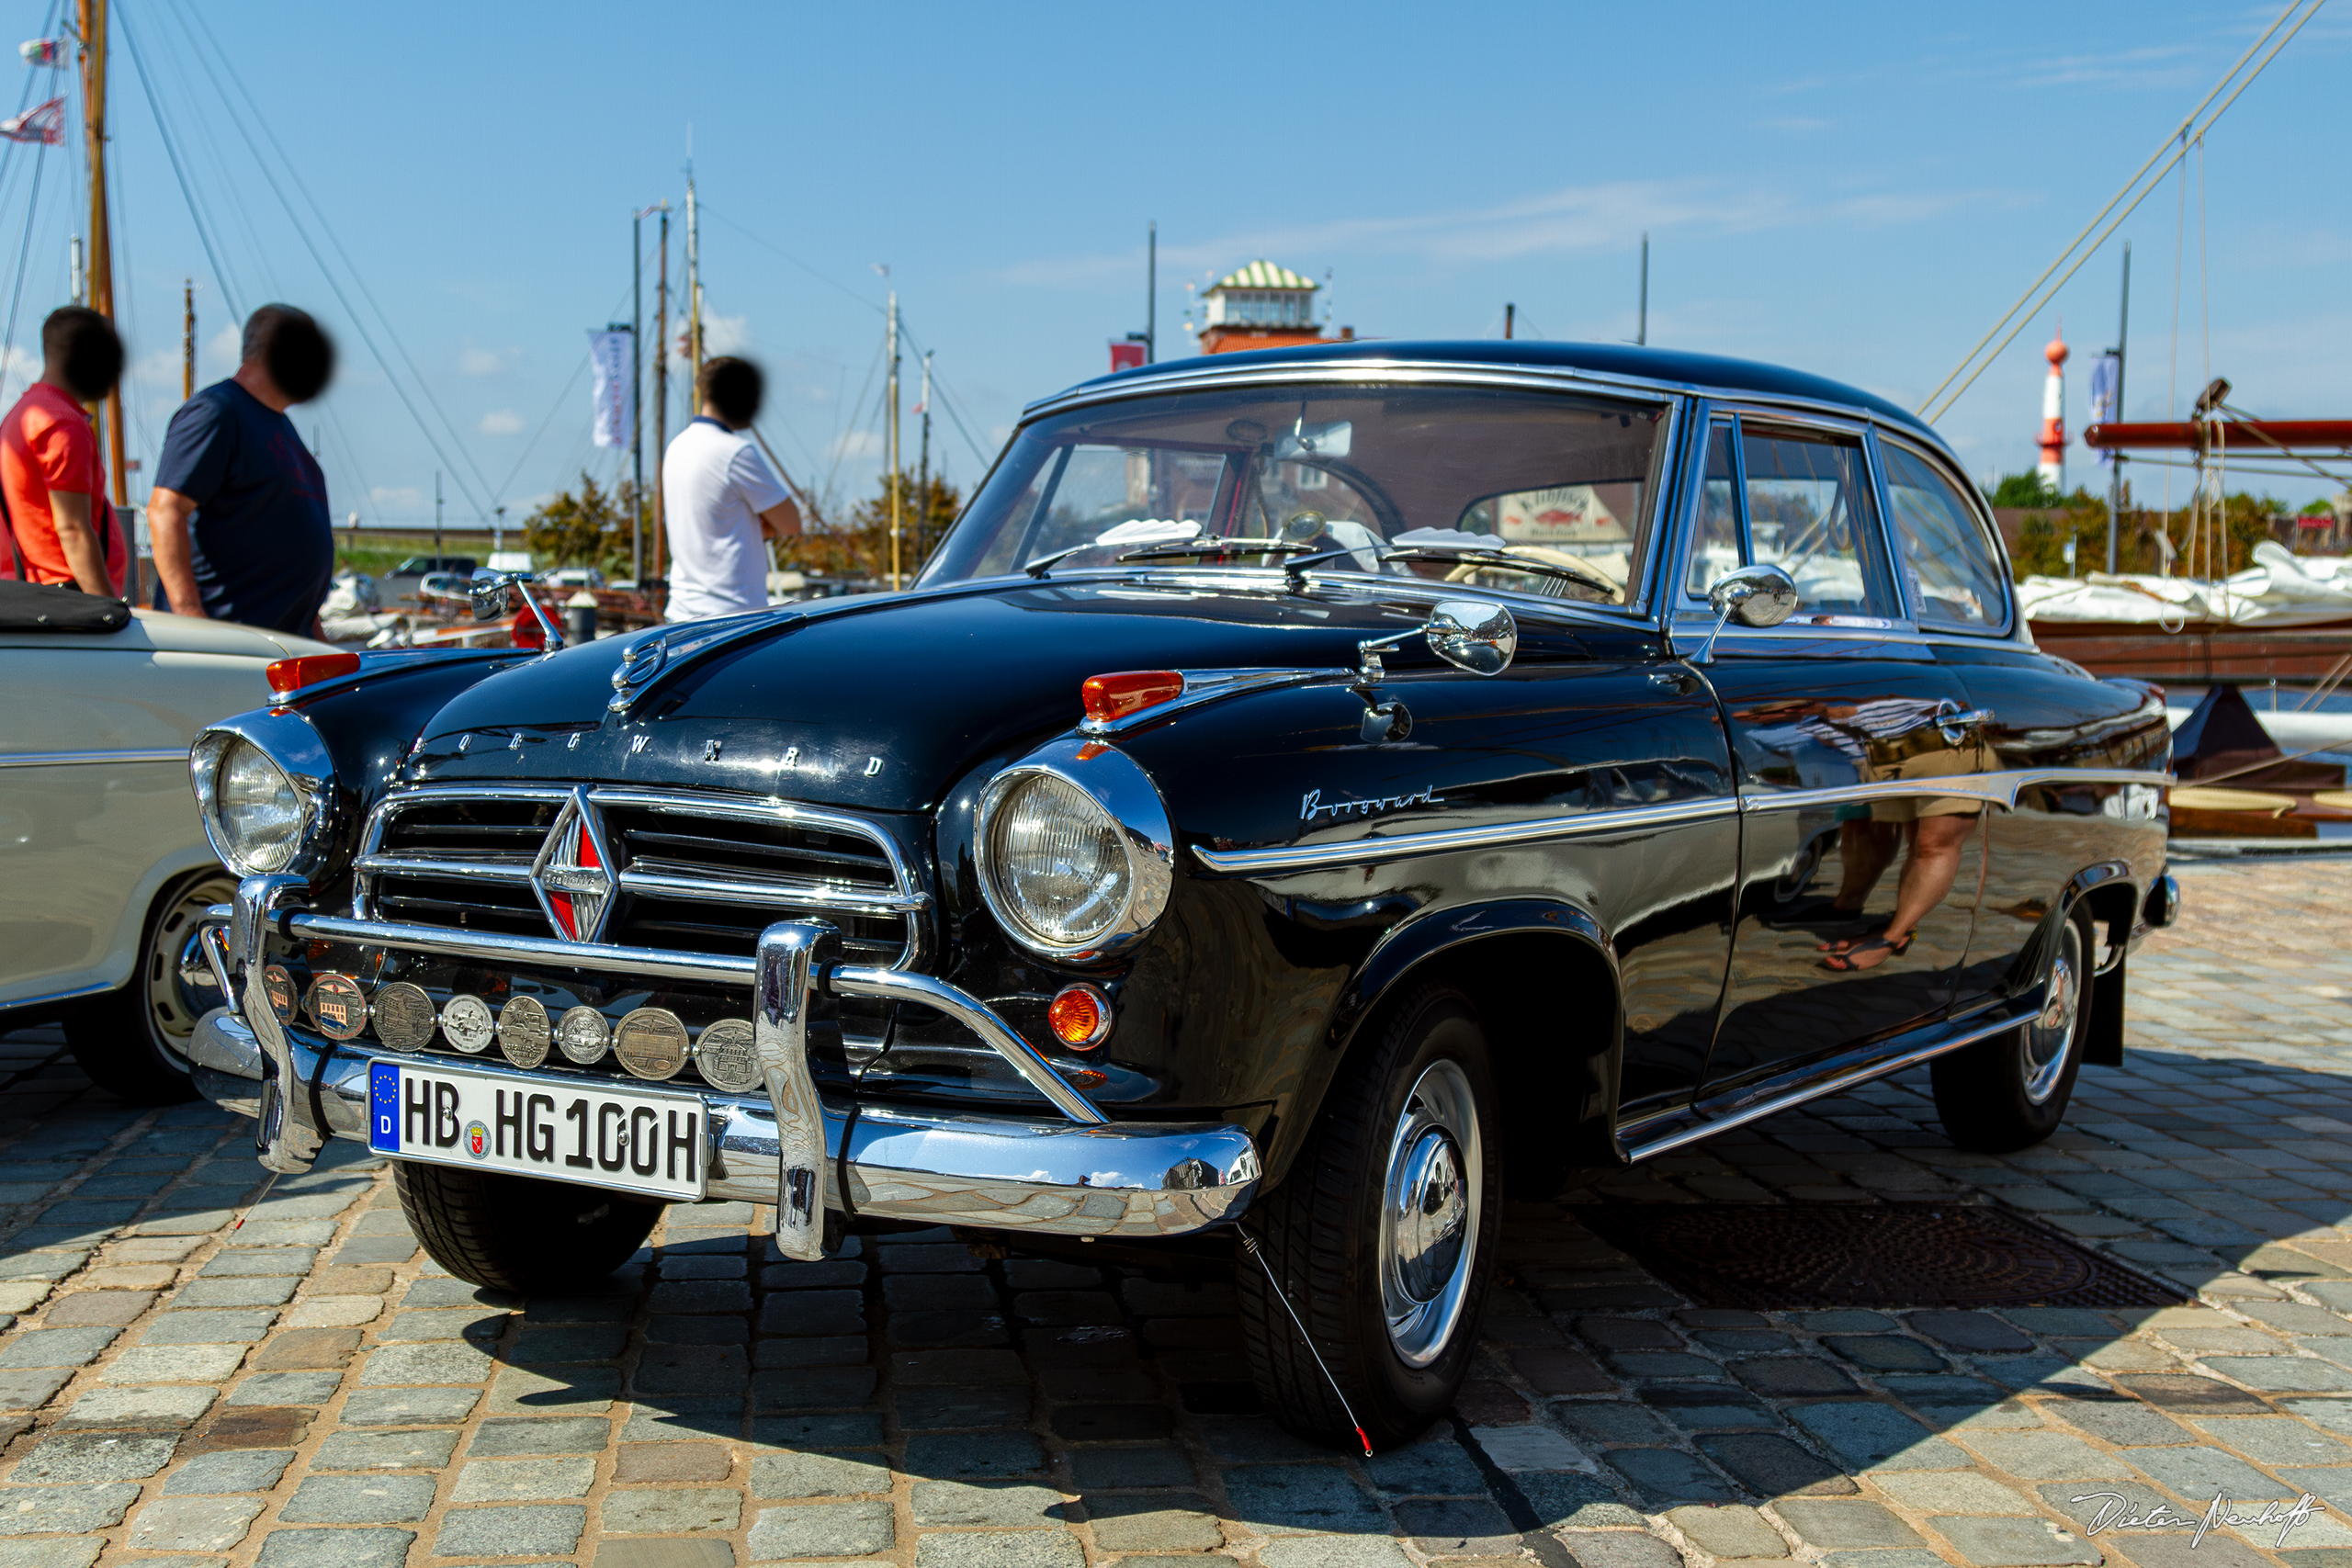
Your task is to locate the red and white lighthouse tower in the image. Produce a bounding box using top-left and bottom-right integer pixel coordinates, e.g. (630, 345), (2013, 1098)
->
(2037, 325), (2068, 493)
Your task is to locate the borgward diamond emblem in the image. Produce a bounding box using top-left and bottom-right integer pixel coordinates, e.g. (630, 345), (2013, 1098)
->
(531, 789), (615, 942)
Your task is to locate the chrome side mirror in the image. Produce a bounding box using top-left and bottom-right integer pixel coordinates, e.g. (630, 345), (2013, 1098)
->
(468, 572), (513, 622)
(469, 570), (566, 653)
(1426, 599), (1516, 676)
(1693, 564), (1799, 664)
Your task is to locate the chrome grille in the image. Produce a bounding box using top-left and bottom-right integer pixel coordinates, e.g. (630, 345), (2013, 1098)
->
(356, 784), (926, 968)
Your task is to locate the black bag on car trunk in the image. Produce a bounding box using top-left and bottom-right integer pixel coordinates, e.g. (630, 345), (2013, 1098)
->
(0, 577), (131, 632)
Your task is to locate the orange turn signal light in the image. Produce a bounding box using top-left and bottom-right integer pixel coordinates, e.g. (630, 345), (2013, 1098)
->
(1081, 670), (1183, 725)
(266, 651), (362, 695)
(1046, 983), (1113, 1051)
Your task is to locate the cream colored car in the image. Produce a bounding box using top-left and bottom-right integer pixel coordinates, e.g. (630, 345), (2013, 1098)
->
(0, 599), (334, 1101)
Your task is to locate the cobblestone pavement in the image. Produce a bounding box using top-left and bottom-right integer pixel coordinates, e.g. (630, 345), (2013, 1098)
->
(0, 857), (2348, 1568)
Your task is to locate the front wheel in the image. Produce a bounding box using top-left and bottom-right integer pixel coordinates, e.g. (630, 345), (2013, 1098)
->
(64, 868), (239, 1105)
(394, 1160), (661, 1292)
(1236, 984), (1499, 1450)
(1932, 904), (2095, 1152)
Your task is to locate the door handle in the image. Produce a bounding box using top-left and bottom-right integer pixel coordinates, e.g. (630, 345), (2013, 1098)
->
(1936, 704), (1993, 746)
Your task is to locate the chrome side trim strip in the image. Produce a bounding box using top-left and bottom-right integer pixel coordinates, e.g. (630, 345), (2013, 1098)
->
(616, 870), (928, 917)
(1623, 999), (2035, 1163)
(0, 747), (187, 768)
(288, 910), (755, 986)
(355, 854), (535, 883)
(1191, 796), (1740, 874)
(1189, 768), (2170, 877)
(189, 1010), (1256, 1238)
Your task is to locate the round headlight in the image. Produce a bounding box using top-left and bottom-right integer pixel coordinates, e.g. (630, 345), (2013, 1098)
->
(988, 773), (1131, 948)
(216, 739), (304, 873)
(974, 740), (1175, 964)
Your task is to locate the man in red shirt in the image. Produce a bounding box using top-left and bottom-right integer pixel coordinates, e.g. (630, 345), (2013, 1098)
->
(0, 307), (125, 594)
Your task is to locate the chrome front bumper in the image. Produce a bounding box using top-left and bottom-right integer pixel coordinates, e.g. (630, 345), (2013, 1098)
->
(187, 1009), (1260, 1239)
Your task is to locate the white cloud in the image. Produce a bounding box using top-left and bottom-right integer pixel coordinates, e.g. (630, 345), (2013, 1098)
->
(479, 409), (523, 435)
(832, 430), (883, 460)
(370, 485), (421, 510)
(460, 342), (520, 377)
(202, 324), (239, 378)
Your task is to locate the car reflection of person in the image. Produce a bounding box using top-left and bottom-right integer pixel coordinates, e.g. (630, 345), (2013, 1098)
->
(0, 307), (130, 596)
(661, 356), (801, 623)
(1820, 729), (1988, 974)
(147, 305), (337, 637)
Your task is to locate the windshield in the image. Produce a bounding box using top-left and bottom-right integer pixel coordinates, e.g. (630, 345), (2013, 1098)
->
(919, 383), (1669, 608)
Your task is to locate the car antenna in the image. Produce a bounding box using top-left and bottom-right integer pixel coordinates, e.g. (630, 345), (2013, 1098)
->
(1238, 1228), (1374, 1457)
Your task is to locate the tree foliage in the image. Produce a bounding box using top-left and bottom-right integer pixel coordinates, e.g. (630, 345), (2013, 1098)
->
(2007, 486), (2290, 581)
(1986, 471), (2059, 508)
(786, 470), (962, 582)
(526, 472), (641, 577)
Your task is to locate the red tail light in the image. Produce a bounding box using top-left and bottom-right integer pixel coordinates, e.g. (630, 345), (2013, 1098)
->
(266, 652), (362, 695)
(1081, 670), (1183, 724)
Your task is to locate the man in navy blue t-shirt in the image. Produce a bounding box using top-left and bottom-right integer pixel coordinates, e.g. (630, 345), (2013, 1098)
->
(150, 304), (336, 636)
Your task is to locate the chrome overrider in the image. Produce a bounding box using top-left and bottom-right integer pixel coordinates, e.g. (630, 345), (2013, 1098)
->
(189, 890), (1261, 1244)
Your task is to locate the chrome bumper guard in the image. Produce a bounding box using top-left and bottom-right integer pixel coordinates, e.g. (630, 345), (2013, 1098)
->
(196, 889), (1258, 1246)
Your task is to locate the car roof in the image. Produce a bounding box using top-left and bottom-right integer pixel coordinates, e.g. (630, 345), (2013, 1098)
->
(1046, 338), (1934, 439)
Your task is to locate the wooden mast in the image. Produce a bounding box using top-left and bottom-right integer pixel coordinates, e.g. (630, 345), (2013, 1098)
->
(77, 0), (125, 506)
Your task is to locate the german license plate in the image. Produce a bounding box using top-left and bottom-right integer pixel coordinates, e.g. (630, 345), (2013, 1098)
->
(367, 1058), (707, 1201)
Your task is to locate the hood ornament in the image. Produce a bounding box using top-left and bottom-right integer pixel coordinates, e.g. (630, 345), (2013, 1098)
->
(531, 788), (616, 942)
(608, 636), (669, 713)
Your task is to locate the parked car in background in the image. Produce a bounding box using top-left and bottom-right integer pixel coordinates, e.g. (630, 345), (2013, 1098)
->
(0, 581), (339, 1102)
(381, 555), (479, 604)
(414, 571), (469, 604)
(539, 566), (605, 591)
(179, 341), (2177, 1449)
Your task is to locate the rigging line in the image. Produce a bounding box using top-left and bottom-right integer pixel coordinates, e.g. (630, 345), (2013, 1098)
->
(322, 407), (380, 526)
(494, 351), (592, 502)
(823, 336), (886, 506)
(1920, 0), (2320, 427)
(116, 2), (242, 319)
(695, 203), (886, 316)
(894, 324), (991, 468)
(1915, 0), (2308, 415)
(142, 0), (274, 303)
(166, 0), (499, 510)
(2125, 453), (2352, 485)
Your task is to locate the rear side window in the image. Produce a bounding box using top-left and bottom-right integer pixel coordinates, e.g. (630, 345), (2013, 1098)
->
(1683, 419), (1897, 619)
(1882, 443), (2009, 630)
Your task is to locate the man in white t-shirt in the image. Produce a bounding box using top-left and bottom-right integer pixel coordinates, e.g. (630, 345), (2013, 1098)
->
(661, 356), (801, 622)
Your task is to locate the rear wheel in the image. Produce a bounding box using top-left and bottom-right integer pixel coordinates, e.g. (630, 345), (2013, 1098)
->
(394, 1160), (660, 1292)
(64, 868), (238, 1105)
(1932, 904), (2095, 1152)
(1236, 984), (1499, 1450)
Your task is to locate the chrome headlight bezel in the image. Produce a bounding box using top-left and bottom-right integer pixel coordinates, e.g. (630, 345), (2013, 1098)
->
(189, 711), (339, 880)
(975, 738), (1174, 964)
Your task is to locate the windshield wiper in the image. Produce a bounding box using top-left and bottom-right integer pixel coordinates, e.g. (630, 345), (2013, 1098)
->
(1379, 546), (1621, 602)
(1022, 544), (1095, 580)
(1116, 537), (1314, 565)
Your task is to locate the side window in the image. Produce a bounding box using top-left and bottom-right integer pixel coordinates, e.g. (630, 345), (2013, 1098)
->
(1738, 427), (1896, 617)
(1882, 443), (2009, 630)
(1683, 423), (1740, 596)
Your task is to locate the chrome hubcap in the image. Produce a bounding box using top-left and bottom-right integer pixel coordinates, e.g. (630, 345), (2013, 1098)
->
(1379, 1059), (1481, 1368)
(2022, 921), (2082, 1105)
(147, 875), (237, 1049)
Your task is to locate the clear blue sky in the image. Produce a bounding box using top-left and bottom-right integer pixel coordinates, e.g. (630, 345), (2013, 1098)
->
(18, 0), (2345, 529)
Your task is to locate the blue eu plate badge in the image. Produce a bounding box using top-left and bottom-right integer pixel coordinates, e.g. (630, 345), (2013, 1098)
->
(369, 1060), (400, 1153)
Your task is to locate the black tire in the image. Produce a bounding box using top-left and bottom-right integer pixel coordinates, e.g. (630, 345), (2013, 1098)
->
(64, 867), (239, 1105)
(1236, 983), (1500, 1450)
(394, 1159), (660, 1292)
(1932, 904), (2096, 1153)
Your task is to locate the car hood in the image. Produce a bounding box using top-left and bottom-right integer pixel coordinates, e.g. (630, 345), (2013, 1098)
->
(406, 578), (1632, 812)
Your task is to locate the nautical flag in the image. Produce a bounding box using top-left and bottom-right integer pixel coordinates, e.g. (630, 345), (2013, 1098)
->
(588, 329), (634, 449)
(2087, 352), (2120, 467)
(0, 96), (62, 145)
(17, 39), (59, 67)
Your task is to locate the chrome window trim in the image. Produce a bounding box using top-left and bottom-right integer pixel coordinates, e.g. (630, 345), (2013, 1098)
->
(355, 782), (930, 968)
(975, 737), (1175, 964)
(0, 747), (188, 768)
(1188, 767), (2171, 876)
(1871, 428), (2022, 639)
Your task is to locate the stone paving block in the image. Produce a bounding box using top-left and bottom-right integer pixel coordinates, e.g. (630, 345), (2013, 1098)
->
(510, 1325), (630, 1363)
(1730, 1358), (1862, 1398)
(12, 1429), (179, 1483)
(164, 1449), (295, 1494)
(451, 1456), (596, 1501)
(748, 1450), (892, 1499)
(1666, 1503), (1791, 1558)
(1552, 1532), (1683, 1568)
(198, 1248), (314, 1277)
(1362, 1431), (1486, 1495)
(0, 1325), (116, 1367)
(60, 1384), (215, 1427)
(1081, 1491), (1227, 1551)
(252, 1326), (362, 1371)
(1557, 1402), (1672, 1447)
(745, 1499), (895, 1558)
(397, 1276), (504, 1307)
(488, 1364), (619, 1414)
(0, 1369), (69, 1411)
(0, 1540), (102, 1568)
(141, 1308), (278, 1344)
(44, 1288), (156, 1324)
(615, 1441), (732, 1483)
(358, 1339), (492, 1385)
(906, 1430), (1046, 1478)
(1960, 1430), (2134, 1480)
(379, 1307), (508, 1342)
(1787, 1402), (1967, 1472)
(1518, 1471), (1645, 1529)
(2127, 1446), (2281, 1501)
(104, 1343), (246, 1382)
(2203, 1356), (2352, 1393)
(650, 1279), (752, 1314)
(1774, 1500), (1928, 1551)
(1606, 1446), (1738, 1506)
(1873, 1472), (2041, 1515)
(1926, 1516), (2100, 1566)
(177, 1276), (298, 1308)
(1697, 1432), (1860, 1497)
(124, 1495), (265, 1551)
(337, 1387), (481, 1426)
(1826, 1336), (1949, 1372)
(753, 1334), (864, 1368)
(2050, 1400), (2197, 1447)
(747, 1413), (888, 1450)
(1257, 1539), (1417, 1568)
(912, 1529), (1085, 1568)
(433, 1504), (587, 1557)
(283, 1297), (382, 1327)
(465, 1416), (614, 1456)
(226, 1371), (342, 1406)
(0, 1481), (141, 1534)
(1221, 1464), (1386, 1535)
(281, 1472), (438, 1523)
(1512, 1347), (1613, 1395)
(2195, 1416), (2352, 1464)
(909, 1481), (1068, 1528)
(1069, 1443), (1198, 1491)
(323, 1236), (414, 1267)
(223, 1220), (334, 1247)
(595, 1543), (738, 1568)
(752, 1367), (877, 1410)
(312, 1429), (461, 1471)
(1047, 1404), (1170, 1443)
(602, 1486), (743, 1533)
(1910, 1311), (2038, 1352)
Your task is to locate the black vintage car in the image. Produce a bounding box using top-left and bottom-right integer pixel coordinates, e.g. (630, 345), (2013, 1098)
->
(182, 341), (2177, 1449)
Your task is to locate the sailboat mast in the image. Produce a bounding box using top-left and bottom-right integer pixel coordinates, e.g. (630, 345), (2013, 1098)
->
(652, 209), (670, 585)
(182, 280), (193, 399)
(684, 173), (701, 392)
(78, 0), (125, 506)
(886, 293), (900, 591)
(915, 350), (932, 565)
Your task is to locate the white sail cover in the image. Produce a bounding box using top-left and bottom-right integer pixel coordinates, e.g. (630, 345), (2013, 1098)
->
(2022, 543), (2352, 627)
